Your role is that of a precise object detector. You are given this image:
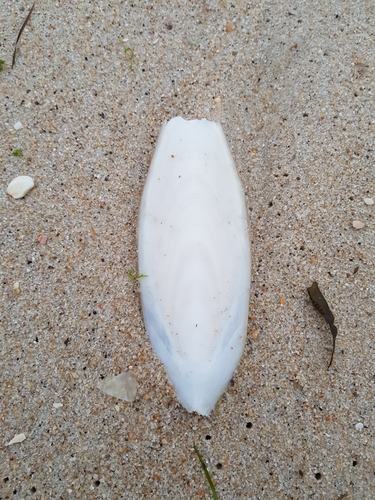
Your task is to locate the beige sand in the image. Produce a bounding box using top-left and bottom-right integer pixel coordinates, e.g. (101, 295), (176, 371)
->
(1, 1), (374, 498)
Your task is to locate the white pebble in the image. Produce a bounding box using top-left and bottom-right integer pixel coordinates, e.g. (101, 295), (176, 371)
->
(6, 176), (34, 199)
(352, 220), (364, 229)
(6, 433), (26, 446)
(99, 371), (137, 402)
(355, 422), (364, 431)
(14, 121), (23, 130)
(13, 282), (20, 290)
(363, 197), (374, 205)
(53, 403), (63, 408)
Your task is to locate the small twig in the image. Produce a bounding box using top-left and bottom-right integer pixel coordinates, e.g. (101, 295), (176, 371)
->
(307, 281), (338, 368)
(193, 444), (219, 500)
(12, 1), (36, 69)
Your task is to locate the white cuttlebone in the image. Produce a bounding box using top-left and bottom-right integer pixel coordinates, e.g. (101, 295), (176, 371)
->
(138, 117), (251, 415)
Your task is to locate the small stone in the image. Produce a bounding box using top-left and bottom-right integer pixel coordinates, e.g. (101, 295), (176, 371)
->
(99, 371), (137, 402)
(37, 234), (48, 245)
(14, 121), (23, 130)
(352, 220), (364, 229)
(355, 422), (363, 431)
(6, 176), (34, 199)
(363, 197), (374, 205)
(6, 433), (26, 446)
(13, 282), (20, 290)
(53, 403), (63, 408)
(251, 329), (259, 340)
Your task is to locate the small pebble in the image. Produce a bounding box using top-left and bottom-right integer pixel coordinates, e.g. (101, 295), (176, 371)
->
(355, 422), (364, 431)
(37, 234), (48, 245)
(13, 282), (20, 290)
(6, 176), (34, 199)
(53, 403), (63, 408)
(99, 371), (137, 402)
(363, 197), (374, 205)
(6, 433), (26, 446)
(352, 220), (364, 229)
(14, 121), (23, 130)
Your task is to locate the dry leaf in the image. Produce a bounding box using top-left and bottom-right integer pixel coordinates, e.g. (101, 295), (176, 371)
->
(307, 281), (337, 368)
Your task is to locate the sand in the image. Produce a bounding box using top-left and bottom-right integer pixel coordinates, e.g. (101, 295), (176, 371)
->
(1, 0), (374, 498)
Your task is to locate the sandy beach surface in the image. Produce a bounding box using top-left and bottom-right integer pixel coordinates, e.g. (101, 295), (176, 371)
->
(1, 1), (374, 498)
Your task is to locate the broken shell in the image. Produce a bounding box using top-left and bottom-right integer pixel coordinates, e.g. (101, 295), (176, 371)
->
(6, 176), (34, 199)
(99, 371), (137, 402)
(6, 433), (26, 446)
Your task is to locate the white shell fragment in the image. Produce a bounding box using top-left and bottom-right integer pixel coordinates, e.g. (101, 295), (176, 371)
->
(53, 403), (63, 408)
(14, 121), (23, 130)
(138, 117), (251, 415)
(6, 433), (26, 446)
(352, 220), (364, 229)
(6, 176), (34, 199)
(363, 197), (374, 205)
(355, 422), (364, 431)
(99, 371), (137, 402)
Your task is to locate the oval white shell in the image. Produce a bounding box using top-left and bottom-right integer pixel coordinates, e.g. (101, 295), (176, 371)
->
(138, 117), (251, 415)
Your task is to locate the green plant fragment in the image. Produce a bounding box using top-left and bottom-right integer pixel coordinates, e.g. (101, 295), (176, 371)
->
(307, 281), (338, 368)
(0, 60), (5, 71)
(12, 149), (23, 157)
(193, 444), (219, 500)
(127, 270), (148, 282)
(124, 47), (134, 71)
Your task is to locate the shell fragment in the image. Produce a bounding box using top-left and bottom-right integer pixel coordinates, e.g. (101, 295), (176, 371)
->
(6, 176), (34, 199)
(352, 220), (364, 229)
(99, 371), (138, 402)
(138, 117), (251, 415)
(6, 433), (26, 446)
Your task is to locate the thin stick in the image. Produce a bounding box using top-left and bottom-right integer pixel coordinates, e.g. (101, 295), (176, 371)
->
(12, 1), (36, 69)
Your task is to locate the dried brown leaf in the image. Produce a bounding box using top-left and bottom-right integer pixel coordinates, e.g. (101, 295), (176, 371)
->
(307, 281), (338, 368)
